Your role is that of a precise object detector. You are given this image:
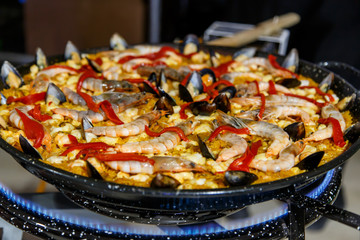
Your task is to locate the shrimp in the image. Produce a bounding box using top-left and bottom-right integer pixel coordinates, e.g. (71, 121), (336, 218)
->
(37, 66), (78, 78)
(136, 65), (187, 82)
(9, 106), (51, 151)
(221, 72), (263, 83)
(212, 120), (248, 162)
(82, 78), (139, 93)
(305, 104), (345, 142)
(115, 118), (198, 154)
(231, 95), (319, 112)
(86, 110), (163, 137)
(235, 81), (291, 97)
(236, 106), (311, 124)
(98, 156), (204, 174)
(249, 141), (304, 172)
(122, 58), (153, 72)
(29, 74), (50, 94)
(217, 112), (289, 157)
(52, 108), (106, 122)
(63, 87), (86, 106)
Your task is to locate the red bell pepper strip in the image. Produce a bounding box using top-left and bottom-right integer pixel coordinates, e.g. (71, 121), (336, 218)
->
(77, 91), (99, 112)
(27, 104), (52, 122)
(206, 80), (234, 92)
(268, 54), (299, 78)
(144, 125), (189, 142)
(208, 125), (250, 142)
(15, 109), (45, 148)
(76, 71), (99, 92)
(99, 100), (124, 125)
(180, 73), (192, 86)
(299, 86), (335, 102)
(268, 80), (277, 95)
(210, 60), (235, 78)
(253, 81), (266, 120)
(7, 92), (46, 105)
(94, 153), (155, 165)
(61, 142), (112, 156)
(67, 134), (78, 145)
(284, 93), (325, 108)
(228, 140), (262, 172)
(318, 117), (346, 147)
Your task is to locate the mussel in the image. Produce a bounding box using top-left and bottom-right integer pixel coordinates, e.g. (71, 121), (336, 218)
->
(199, 68), (216, 86)
(35, 47), (48, 70)
(296, 151), (324, 171)
(143, 73), (159, 95)
(209, 48), (220, 67)
(179, 71), (204, 102)
(154, 96), (174, 115)
(281, 48), (299, 72)
(213, 93), (231, 113)
(64, 40), (81, 61)
(86, 57), (102, 73)
(151, 173), (180, 188)
(155, 70), (177, 106)
(218, 86), (237, 99)
(225, 171), (258, 187)
(0, 93), (6, 105)
(276, 78), (301, 88)
(344, 122), (360, 144)
(318, 72), (334, 93)
(197, 135), (215, 160)
(232, 47), (257, 61)
(336, 93), (356, 112)
(189, 101), (216, 116)
(284, 122), (305, 142)
(110, 33), (128, 50)
(19, 134), (42, 159)
(1, 61), (24, 89)
(46, 83), (66, 105)
(181, 34), (200, 55)
(87, 157), (105, 180)
(81, 116), (94, 141)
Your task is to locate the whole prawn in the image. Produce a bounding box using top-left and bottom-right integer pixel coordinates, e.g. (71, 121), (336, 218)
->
(217, 112), (289, 157)
(115, 118), (198, 154)
(249, 141), (304, 172)
(86, 110), (163, 137)
(305, 104), (346, 142)
(81, 78), (139, 93)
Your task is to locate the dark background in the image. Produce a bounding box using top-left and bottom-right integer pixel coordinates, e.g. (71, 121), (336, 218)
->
(1, 0), (360, 70)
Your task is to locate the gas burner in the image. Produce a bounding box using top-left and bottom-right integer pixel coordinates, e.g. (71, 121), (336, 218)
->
(0, 167), (345, 239)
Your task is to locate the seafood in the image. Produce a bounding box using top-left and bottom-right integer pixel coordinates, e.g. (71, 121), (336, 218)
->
(236, 106), (311, 123)
(305, 104), (345, 142)
(103, 156), (204, 174)
(231, 95), (319, 112)
(216, 132), (248, 162)
(86, 110), (162, 137)
(82, 78), (139, 93)
(235, 81), (291, 97)
(249, 141), (304, 172)
(52, 108), (106, 122)
(115, 118), (197, 154)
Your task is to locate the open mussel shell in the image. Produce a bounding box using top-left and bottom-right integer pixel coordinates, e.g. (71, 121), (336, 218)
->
(46, 83), (66, 104)
(336, 93), (356, 112)
(344, 122), (360, 144)
(281, 48), (299, 72)
(319, 72), (334, 93)
(158, 88), (177, 106)
(197, 135), (215, 160)
(110, 33), (128, 50)
(0, 93), (6, 105)
(178, 84), (194, 102)
(213, 93), (231, 113)
(64, 40), (80, 61)
(151, 173), (180, 188)
(81, 116), (94, 141)
(189, 101), (216, 116)
(276, 78), (301, 88)
(284, 122), (305, 142)
(296, 151), (324, 171)
(86, 162), (104, 180)
(86, 57), (102, 73)
(199, 68), (216, 85)
(154, 96), (174, 115)
(233, 47), (257, 60)
(143, 73), (159, 96)
(225, 171), (258, 187)
(35, 47), (48, 70)
(218, 86), (236, 99)
(156, 69), (170, 92)
(209, 48), (220, 67)
(181, 34), (200, 55)
(1, 61), (24, 89)
(19, 134), (42, 160)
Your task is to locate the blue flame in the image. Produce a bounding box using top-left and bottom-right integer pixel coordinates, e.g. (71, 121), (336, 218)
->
(0, 169), (335, 237)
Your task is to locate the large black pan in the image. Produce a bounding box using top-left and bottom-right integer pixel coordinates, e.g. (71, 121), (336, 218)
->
(1, 45), (360, 226)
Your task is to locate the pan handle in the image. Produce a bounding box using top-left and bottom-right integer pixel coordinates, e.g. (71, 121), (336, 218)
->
(288, 192), (360, 230)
